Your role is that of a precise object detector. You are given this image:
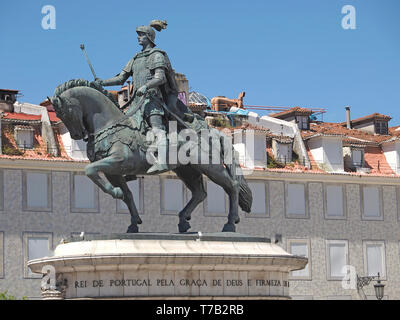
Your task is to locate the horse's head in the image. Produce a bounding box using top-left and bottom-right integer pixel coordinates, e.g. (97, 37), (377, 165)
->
(50, 93), (87, 140)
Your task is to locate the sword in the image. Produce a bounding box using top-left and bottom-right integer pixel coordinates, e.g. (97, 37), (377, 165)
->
(80, 44), (98, 80)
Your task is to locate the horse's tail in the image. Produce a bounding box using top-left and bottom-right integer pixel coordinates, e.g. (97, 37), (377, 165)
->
(221, 135), (253, 213)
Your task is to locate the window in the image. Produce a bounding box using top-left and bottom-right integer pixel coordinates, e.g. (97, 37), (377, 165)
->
(23, 232), (52, 278)
(351, 149), (364, 167)
(288, 239), (311, 280)
(205, 180), (226, 215)
(325, 184), (345, 219)
(363, 241), (386, 279)
(117, 178), (144, 214)
(23, 171), (52, 211)
(361, 186), (382, 220)
(247, 181), (268, 215)
(161, 177), (184, 214)
(296, 116), (309, 130)
(285, 183), (308, 218)
(14, 126), (34, 149)
(375, 121), (388, 135)
(71, 173), (99, 212)
(0, 232), (3, 278)
(326, 240), (348, 280)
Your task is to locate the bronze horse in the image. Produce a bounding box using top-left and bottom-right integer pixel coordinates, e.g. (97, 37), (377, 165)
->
(50, 79), (252, 233)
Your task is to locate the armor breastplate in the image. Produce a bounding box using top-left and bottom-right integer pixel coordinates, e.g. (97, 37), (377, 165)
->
(132, 55), (152, 89)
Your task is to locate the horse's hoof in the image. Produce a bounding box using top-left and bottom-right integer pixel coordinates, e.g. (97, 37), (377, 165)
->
(127, 224), (139, 233)
(137, 217), (142, 225)
(222, 223), (236, 232)
(178, 221), (191, 233)
(112, 187), (124, 200)
(235, 217), (240, 224)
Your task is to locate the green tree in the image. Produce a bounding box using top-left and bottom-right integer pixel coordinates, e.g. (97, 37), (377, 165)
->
(0, 291), (28, 300)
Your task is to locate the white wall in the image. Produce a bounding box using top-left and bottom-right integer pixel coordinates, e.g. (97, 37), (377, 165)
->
(353, 122), (375, 134)
(323, 137), (344, 172)
(382, 141), (400, 174)
(308, 136), (343, 172)
(59, 124), (88, 161)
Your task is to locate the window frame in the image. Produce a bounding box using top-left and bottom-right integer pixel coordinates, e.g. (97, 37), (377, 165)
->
(351, 148), (364, 168)
(287, 238), (312, 280)
(324, 183), (347, 220)
(203, 178), (228, 217)
(360, 185), (383, 221)
(22, 170), (52, 212)
(374, 120), (388, 135)
(160, 176), (186, 215)
(23, 232), (53, 279)
(245, 180), (269, 218)
(116, 177), (144, 215)
(285, 182), (309, 219)
(70, 172), (99, 213)
(295, 115), (309, 130)
(326, 239), (349, 281)
(363, 240), (387, 280)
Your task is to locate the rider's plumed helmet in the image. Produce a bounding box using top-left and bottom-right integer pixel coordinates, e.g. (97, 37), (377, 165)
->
(136, 20), (168, 46)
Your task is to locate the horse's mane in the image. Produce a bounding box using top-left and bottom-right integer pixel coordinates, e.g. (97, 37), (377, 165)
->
(53, 78), (119, 107)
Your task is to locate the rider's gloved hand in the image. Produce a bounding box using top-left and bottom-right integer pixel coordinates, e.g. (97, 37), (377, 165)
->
(136, 85), (147, 96)
(92, 78), (103, 87)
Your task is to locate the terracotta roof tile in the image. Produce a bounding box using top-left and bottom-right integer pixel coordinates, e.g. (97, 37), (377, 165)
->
(270, 107), (313, 118)
(343, 113), (392, 126)
(2, 113), (41, 121)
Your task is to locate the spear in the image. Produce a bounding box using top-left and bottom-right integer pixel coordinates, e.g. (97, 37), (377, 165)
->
(80, 44), (98, 80)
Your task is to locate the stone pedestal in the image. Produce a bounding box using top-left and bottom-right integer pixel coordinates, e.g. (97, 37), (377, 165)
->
(28, 233), (307, 300)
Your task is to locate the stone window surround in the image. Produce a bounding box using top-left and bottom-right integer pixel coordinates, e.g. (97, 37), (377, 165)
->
(284, 182), (310, 219)
(160, 176), (188, 216)
(203, 177), (228, 218)
(244, 180), (270, 218)
(325, 239), (349, 281)
(360, 184), (384, 221)
(22, 170), (52, 212)
(0, 231), (3, 279)
(70, 172), (100, 213)
(287, 238), (312, 280)
(362, 240), (387, 280)
(116, 176), (145, 215)
(23, 231), (53, 279)
(323, 183), (347, 220)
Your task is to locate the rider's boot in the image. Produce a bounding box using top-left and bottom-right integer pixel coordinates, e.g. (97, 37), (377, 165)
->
(147, 132), (168, 173)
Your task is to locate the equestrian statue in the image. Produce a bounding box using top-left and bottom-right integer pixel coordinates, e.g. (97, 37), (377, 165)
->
(49, 20), (252, 233)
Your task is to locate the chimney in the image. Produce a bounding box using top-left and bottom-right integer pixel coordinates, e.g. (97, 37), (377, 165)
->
(345, 106), (351, 129)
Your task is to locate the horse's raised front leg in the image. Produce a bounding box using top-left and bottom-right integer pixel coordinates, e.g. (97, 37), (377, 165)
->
(84, 155), (126, 200)
(105, 174), (142, 233)
(173, 166), (207, 233)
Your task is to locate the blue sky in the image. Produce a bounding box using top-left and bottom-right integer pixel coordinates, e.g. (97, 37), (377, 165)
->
(0, 0), (399, 124)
